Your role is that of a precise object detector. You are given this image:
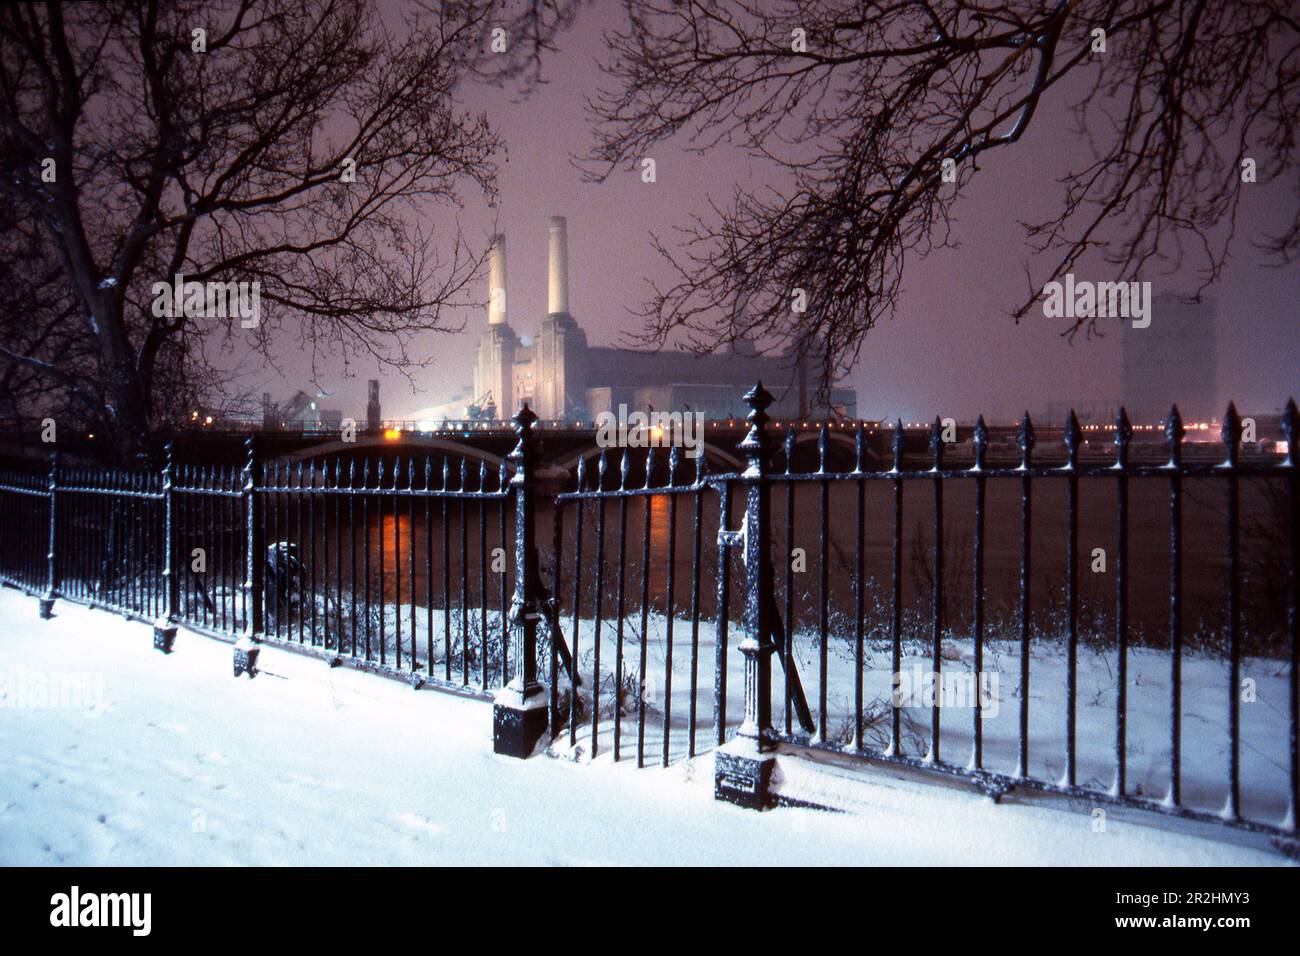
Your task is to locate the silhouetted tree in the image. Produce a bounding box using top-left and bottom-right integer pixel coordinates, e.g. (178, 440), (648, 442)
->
(0, 0), (575, 459)
(584, 0), (1299, 393)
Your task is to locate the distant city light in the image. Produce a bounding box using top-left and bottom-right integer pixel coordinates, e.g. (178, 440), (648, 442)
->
(384, 428), (402, 440)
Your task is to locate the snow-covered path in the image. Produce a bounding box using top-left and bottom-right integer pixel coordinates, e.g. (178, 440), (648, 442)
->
(0, 589), (1284, 865)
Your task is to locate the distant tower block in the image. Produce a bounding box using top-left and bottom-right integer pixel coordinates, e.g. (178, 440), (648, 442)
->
(548, 216), (569, 315)
(367, 379), (381, 430)
(488, 234), (507, 325)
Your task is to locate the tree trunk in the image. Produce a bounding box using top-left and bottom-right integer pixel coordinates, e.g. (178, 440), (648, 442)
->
(106, 369), (151, 464)
(99, 299), (152, 464)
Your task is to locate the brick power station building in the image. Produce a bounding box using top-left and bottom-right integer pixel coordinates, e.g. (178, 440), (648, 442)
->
(471, 217), (856, 422)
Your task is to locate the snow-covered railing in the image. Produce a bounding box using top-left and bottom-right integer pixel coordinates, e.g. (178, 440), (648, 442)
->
(543, 383), (1299, 845)
(2, 383), (1296, 849)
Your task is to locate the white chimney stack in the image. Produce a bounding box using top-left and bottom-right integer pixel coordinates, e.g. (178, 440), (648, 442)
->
(487, 234), (506, 325)
(548, 216), (569, 315)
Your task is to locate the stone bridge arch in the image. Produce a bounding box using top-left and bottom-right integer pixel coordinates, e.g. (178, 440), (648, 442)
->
(283, 435), (509, 472)
(783, 429), (881, 468)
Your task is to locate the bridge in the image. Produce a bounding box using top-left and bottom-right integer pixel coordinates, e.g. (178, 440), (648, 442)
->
(3, 412), (1241, 479)
(0, 415), (903, 477)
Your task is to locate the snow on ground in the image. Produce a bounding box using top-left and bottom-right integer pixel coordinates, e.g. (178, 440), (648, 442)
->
(0, 588), (1286, 865)
(554, 611), (1294, 823)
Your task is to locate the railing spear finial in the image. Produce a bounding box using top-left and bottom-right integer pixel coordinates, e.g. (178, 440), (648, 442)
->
(974, 414), (989, 470)
(1221, 401), (1242, 467)
(1165, 404), (1184, 468)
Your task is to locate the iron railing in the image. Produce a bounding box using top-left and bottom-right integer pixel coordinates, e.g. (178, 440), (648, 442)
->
(2, 384), (1296, 846)
(0, 458), (54, 605)
(737, 391), (1297, 839)
(551, 449), (724, 766)
(1, 431), (520, 697)
(546, 384), (1298, 843)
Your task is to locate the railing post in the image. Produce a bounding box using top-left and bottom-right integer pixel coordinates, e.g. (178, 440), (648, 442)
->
(235, 436), (263, 677)
(714, 381), (778, 809)
(153, 442), (179, 652)
(38, 449), (58, 619)
(493, 402), (548, 757)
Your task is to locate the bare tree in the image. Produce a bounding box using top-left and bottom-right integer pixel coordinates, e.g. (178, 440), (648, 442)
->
(584, 1), (1299, 393)
(0, 0), (579, 459)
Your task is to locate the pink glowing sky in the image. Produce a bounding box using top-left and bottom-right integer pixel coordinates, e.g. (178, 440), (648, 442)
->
(243, 4), (1298, 425)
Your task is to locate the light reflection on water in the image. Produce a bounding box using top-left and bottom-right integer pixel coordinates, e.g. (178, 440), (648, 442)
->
(273, 473), (1276, 639)
(286, 501), (505, 607)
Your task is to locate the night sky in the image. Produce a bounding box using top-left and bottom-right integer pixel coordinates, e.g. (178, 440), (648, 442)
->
(234, 3), (1299, 426)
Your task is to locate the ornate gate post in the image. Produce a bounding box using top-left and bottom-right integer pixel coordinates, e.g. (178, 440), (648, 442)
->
(714, 382), (778, 808)
(38, 449), (58, 619)
(234, 436), (263, 677)
(153, 442), (178, 652)
(493, 403), (548, 757)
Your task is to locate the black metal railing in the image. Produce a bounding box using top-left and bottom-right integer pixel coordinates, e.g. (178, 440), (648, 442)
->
(172, 456), (246, 637)
(0, 458), (53, 604)
(550, 448), (727, 766)
(546, 384), (1298, 842)
(1, 430), (518, 697)
(2, 384), (1296, 845)
(735, 394), (1297, 834)
(248, 447), (512, 692)
(54, 460), (167, 623)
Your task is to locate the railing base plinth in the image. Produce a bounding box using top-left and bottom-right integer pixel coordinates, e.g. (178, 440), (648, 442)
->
(153, 622), (176, 654)
(233, 638), (259, 678)
(492, 687), (548, 758)
(975, 774), (1014, 803)
(37, 596), (54, 620)
(714, 739), (776, 810)
(1271, 837), (1300, 861)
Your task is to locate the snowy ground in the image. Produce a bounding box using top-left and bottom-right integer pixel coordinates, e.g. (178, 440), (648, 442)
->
(0, 587), (1286, 865)
(269, 592), (1295, 827)
(547, 610), (1295, 827)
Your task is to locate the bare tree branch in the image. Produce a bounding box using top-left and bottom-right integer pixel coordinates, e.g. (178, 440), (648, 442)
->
(0, 0), (573, 459)
(583, 0), (1298, 395)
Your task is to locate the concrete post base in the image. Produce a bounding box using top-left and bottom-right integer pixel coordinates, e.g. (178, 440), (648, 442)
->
(714, 739), (777, 810)
(38, 595), (55, 620)
(233, 638), (259, 678)
(492, 686), (548, 758)
(153, 621), (177, 654)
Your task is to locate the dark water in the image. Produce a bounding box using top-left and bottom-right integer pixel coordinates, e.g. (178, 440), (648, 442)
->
(555, 473), (1288, 652)
(172, 467), (1288, 653)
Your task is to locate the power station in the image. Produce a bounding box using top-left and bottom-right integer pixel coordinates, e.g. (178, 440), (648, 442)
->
(470, 216), (856, 422)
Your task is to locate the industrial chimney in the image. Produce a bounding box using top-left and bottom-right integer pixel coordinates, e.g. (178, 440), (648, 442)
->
(487, 234), (506, 326)
(366, 380), (381, 430)
(548, 216), (569, 315)
(474, 232), (517, 422)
